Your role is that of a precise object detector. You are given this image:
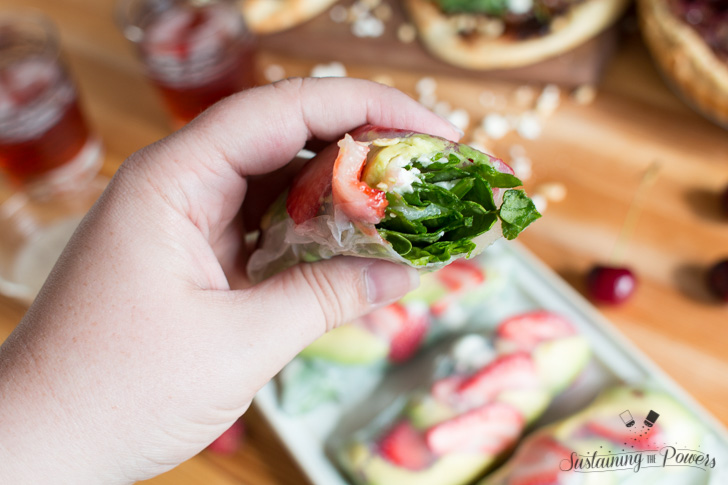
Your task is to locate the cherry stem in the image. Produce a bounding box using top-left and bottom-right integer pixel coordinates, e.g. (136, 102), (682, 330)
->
(609, 161), (661, 266)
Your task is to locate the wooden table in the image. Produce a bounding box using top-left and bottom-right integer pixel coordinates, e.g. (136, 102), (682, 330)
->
(1, 1), (728, 483)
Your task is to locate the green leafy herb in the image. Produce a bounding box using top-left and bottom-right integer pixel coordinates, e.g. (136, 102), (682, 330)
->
(499, 189), (542, 240)
(375, 144), (540, 265)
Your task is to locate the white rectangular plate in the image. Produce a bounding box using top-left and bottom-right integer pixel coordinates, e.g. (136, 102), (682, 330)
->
(254, 241), (728, 485)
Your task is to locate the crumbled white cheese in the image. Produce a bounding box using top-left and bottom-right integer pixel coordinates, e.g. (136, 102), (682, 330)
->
(482, 113), (510, 140)
(536, 84), (561, 116)
(516, 112), (542, 140)
(352, 14), (384, 38)
(452, 334), (495, 371)
(384, 155), (421, 194)
(434, 180), (458, 190)
(434, 100), (451, 117)
(415, 77), (437, 96)
(310, 62), (347, 78)
(447, 108), (470, 133)
(536, 182), (567, 202)
(508, 0), (533, 15)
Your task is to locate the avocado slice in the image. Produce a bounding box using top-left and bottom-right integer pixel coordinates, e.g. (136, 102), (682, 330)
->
(299, 324), (389, 365)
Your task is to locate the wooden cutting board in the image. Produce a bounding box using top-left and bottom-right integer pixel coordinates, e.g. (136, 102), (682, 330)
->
(257, 0), (619, 86)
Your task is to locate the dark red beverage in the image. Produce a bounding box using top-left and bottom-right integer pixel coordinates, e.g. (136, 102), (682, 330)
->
(0, 24), (98, 193)
(128, 1), (256, 127)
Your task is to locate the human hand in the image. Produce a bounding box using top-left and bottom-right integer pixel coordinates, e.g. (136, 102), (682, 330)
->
(0, 78), (461, 483)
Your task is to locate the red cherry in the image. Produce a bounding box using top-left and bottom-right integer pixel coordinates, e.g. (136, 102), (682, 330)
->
(586, 265), (637, 304)
(207, 420), (245, 455)
(707, 259), (728, 301)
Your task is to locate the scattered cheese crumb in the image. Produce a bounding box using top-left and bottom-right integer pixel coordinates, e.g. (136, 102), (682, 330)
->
(531, 194), (547, 213)
(508, 0), (534, 15)
(573, 84), (597, 105)
(536, 84), (561, 117)
(510, 155), (532, 181)
(512, 85), (536, 108)
(352, 14), (384, 38)
(264, 64), (285, 83)
(415, 76), (437, 96)
(310, 62), (347, 78)
(536, 182), (567, 202)
(447, 109), (470, 133)
(517, 112), (542, 140)
(397, 23), (417, 43)
(329, 5), (348, 23)
(482, 113), (510, 140)
(296, 148), (316, 159)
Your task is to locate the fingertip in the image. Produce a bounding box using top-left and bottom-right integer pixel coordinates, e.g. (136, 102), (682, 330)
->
(364, 260), (420, 306)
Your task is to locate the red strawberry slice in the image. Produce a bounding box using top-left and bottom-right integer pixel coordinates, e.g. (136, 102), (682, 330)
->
(584, 419), (663, 451)
(431, 375), (466, 402)
(507, 436), (573, 485)
(379, 420), (434, 470)
(496, 311), (576, 351)
(332, 134), (387, 224)
(431, 259), (487, 316)
(425, 402), (523, 455)
(286, 143), (339, 224)
(364, 304), (430, 363)
(454, 352), (539, 405)
(207, 419), (245, 455)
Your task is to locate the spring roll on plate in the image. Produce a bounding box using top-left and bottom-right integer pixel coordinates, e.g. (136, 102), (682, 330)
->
(248, 125), (540, 282)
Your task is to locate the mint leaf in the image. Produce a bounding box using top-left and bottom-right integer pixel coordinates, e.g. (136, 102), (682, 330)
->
(499, 189), (541, 240)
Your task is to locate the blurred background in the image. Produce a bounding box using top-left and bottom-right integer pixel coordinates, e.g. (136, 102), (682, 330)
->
(0, 0), (727, 483)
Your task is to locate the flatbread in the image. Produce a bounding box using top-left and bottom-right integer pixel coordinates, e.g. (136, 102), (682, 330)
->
(639, 0), (728, 127)
(404, 0), (629, 70)
(242, 0), (338, 34)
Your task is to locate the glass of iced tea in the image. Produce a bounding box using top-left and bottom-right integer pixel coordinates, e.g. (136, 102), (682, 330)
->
(0, 13), (102, 198)
(117, 0), (256, 128)
(0, 13), (105, 303)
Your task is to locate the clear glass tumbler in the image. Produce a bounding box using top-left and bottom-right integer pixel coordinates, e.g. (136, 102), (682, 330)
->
(117, 0), (257, 128)
(0, 12), (105, 303)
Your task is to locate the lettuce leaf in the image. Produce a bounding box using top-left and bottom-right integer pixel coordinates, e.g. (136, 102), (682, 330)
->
(376, 146), (540, 265)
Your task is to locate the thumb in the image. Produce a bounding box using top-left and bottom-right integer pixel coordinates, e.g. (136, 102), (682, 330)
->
(241, 257), (419, 372)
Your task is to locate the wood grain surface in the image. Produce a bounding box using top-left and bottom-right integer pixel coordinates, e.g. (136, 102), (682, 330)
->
(1, 1), (728, 484)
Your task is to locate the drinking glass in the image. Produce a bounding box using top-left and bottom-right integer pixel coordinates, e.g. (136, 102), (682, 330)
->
(0, 12), (105, 303)
(117, 0), (256, 128)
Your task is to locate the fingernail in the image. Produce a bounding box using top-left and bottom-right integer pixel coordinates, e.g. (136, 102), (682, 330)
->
(365, 261), (420, 305)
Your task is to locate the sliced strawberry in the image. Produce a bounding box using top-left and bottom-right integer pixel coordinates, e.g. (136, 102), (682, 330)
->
(455, 352), (539, 405)
(364, 304), (429, 363)
(431, 375), (466, 403)
(431, 259), (487, 316)
(496, 311), (576, 351)
(207, 420), (245, 455)
(584, 419), (663, 451)
(378, 420), (433, 470)
(507, 436), (573, 485)
(286, 143), (339, 224)
(332, 134), (387, 224)
(425, 402), (523, 455)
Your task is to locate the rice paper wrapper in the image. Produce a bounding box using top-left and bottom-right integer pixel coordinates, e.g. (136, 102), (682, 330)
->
(247, 126), (539, 283)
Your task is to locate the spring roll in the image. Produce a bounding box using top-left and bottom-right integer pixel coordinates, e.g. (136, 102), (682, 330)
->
(248, 125), (540, 282)
(338, 311), (591, 485)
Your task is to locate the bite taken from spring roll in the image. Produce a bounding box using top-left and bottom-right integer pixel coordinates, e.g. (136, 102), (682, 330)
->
(247, 125), (540, 282)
